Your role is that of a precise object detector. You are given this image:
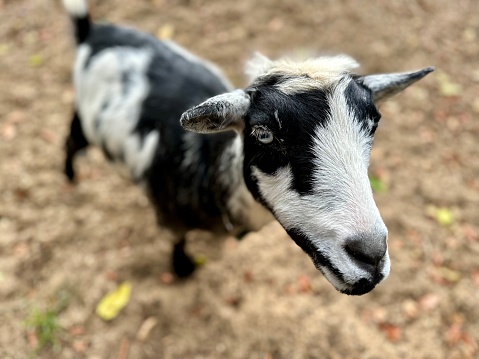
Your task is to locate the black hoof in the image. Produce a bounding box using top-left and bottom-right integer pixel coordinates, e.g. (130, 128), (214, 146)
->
(172, 241), (196, 278)
(64, 162), (75, 182)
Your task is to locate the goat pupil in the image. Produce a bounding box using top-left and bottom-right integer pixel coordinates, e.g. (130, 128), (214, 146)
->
(259, 132), (273, 143)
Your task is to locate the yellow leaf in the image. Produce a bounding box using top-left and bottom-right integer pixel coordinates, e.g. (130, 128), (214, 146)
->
(436, 207), (454, 226)
(369, 176), (387, 193)
(156, 24), (175, 40)
(29, 54), (44, 67)
(440, 267), (461, 283)
(194, 254), (207, 266)
(0, 43), (10, 56)
(96, 282), (132, 321)
(437, 72), (462, 97)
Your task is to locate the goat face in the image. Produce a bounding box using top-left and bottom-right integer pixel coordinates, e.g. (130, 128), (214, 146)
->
(181, 55), (433, 295)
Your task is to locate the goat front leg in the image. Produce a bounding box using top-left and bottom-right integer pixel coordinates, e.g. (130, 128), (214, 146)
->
(172, 236), (196, 278)
(64, 111), (89, 182)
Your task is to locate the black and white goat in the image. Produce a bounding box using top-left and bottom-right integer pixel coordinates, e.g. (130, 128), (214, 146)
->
(63, 0), (433, 295)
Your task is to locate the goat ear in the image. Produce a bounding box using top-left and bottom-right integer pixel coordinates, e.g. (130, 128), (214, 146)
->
(357, 67), (434, 103)
(180, 90), (250, 133)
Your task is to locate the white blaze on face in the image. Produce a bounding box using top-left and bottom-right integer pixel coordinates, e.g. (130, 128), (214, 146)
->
(252, 80), (389, 291)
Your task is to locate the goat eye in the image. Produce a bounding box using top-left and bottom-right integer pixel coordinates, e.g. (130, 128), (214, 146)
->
(257, 130), (274, 144)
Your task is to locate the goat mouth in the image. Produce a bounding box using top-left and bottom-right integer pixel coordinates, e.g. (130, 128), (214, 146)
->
(321, 256), (386, 295)
(286, 229), (386, 295)
(340, 273), (386, 295)
(321, 264), (384, 296)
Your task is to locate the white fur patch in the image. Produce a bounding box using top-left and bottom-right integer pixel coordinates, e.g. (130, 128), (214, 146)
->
(74, 45), (159, 180)
(246, 53), (359, 94)
(251, 80), (389, 291)
(124, 130), (160, 180)
(62, 0), (88, 17)
(219, 136), (273, 231)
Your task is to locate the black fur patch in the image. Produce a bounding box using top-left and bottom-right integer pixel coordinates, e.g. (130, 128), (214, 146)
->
(243, 77), (331, 197)
(64, 111), (89, 181)
(288, 228), (345, 281)
(121, 71), (133, 96)
(345, 79), (381, 135)
(74, 16), (90, 44)
(147, 130), (237, 231)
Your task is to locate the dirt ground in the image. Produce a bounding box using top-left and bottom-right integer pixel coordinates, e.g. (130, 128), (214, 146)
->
(1, 0), (478, 358)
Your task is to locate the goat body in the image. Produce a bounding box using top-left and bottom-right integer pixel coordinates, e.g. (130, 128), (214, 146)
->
(63, 0), (433, 294)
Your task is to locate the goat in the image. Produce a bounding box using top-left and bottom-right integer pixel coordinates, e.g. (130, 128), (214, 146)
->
(63, 0), (433, 295)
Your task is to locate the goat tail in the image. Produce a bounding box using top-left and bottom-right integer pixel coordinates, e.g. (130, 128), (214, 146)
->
(62, 0), (91, 44)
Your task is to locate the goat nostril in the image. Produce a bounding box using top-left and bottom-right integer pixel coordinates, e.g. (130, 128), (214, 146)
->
(345, 244), (379, 266)
(344, 235), (387, 267)
(344, 234), (387, 268)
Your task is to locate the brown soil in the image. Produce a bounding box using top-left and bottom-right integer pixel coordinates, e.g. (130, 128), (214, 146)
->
(1, 0), (478, 358)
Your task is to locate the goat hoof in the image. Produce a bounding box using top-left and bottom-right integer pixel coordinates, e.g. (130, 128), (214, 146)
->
(172, 242), (196, 278)
(64, 164), (76, 182)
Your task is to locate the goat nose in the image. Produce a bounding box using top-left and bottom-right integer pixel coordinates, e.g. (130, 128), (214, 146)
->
(345, 233), (387, 267)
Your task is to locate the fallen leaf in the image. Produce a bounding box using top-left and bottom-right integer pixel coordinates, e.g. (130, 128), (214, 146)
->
(105, 270), (118, 282)
(243, 271), (253, 283)
(446, 323), (463, 346)
(298, 274), (311, 293)
(13, 242), (30, 257)
(425, 205), (454, 226)
(14, 188), (29, 201)
(95, 282), (132, 321)
(160, 272), (174, 284)
(29, 54), (44, 67)
(117, 337), (130, 359)
(1, 123), (16, 140)
(463, 27), (476, 42)
(72, 338), (89, 353)
(472, 270), (479, 288)
(194, 254), (207, 266)
(419, 293), (440, 311)
(371, 307), (388, 323)
(435, 207), (454, 226)
(402, 299), (419, 319)
(40, 128), (57, 144)
(379, 323), (402, 342)
(268, 18), (284, 31)
(463, 225), (478, 242)
(284, 284), (297, 295)
(68, 325), (85, 336)
(27, 330), (39, 348)
(462, 333), (479, 351)
(439, 267), (461, 283)
(6, 110), (26, 123)
(437, 72), (462, 97)
(369, 175), (387, 193)
(156, 24), (174, 40)
(431, 251), (443, 267)
(136, 317), (158, 341)
(0, 43), (10, 56)
(225, 296), (241, 307)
